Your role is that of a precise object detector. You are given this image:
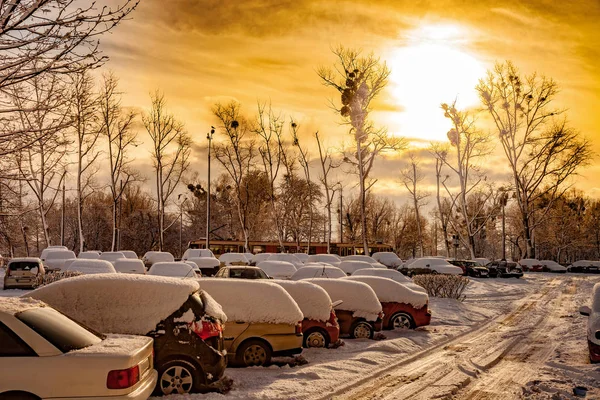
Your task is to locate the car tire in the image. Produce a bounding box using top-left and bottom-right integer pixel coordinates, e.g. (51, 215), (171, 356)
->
(236, 339), (272, 367)
(0, 392), (40, 400)
(303, 328), (330, 348)
(350, 321), (374, 339)
(390, 312), (415, 330)
(156, 359), (204, 395)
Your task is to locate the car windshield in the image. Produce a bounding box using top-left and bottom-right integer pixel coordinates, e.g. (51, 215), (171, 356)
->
(230, 268), (267, 279)
(9, 261), (39, 271)
(17, 307), (103, 353)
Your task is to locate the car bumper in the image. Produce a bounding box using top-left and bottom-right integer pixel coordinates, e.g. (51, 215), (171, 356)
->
(589, 340), (600, 363)
(326, 325), (340, 345)
(414, 310), (432, 327)
(45, 369), (157, 400)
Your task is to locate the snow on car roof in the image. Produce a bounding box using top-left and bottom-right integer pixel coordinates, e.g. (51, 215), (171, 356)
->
(339, 260), (374, 275)
(8, 257), (42, 263)
(218, 253), (249, 264)
(66, 259), (116, 275)
(268, 254), (301, 264)
(0, 297), (46, 315)
(273, 279), (332, 322)
(26, 274), (200, 335)
(345, 276), (428, 308)
(257, 260), (297, 279)
(45, 250), (76, 260)
(119, 250), (138, 259)
(306, 278), (382, 321)
(307, 254), (341, 264)
(352, 268), (410, 282)
(290, 265), (346, 280)
(99, 252), (125, 261)
(200, 279), (303, 325)
(78, 251), (100, 260)
(344, 255), (377, 263)
(142, 251), (174, 264)
(183, 249), (214, 259)
(148, 262), (195, 278)
(569, 260), (595, 267)
(187, 257), (220, 268)
(113, 258), (145, 274)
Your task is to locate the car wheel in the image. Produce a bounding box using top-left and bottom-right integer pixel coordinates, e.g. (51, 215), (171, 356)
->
(350, 321), (374, 339)
(0, 392), (40, 400)
(303, 328), (330, 348)
(157, 359), (203, 395)
(237, 340), (272, 367)
(390, 312), (415, 330)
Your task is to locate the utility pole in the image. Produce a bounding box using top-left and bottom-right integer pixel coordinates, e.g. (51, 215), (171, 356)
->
(117, 179), (123, 251)
(499, 189), (509, 261)
(338, 185), (343, 244)
(178, 195), (187, 259)
(206, 127), (215, 250)
(60, 182), (65, 246)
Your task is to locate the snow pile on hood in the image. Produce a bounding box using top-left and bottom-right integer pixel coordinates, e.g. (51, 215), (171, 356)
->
(114, 259), (145, 274)
(26, 274), (199, 335)
(307, 278), (382, 321)
(142, 251), (174, 265)
(218, 253), (249, 265)
(199, 290), (227, 323)
(187, 257), (220, 268)
(200, 279), (303, 324)
(66, 260), (116, 275)
(351, 268), (428, 294)
(273, 279), (332, 321)
(1, 297), (46, 315)
(339, 260), (374, 275)
(257, 261), (297, 279)
(291, 265), (346, 280)
(345, 276), (428, 308)
(148, 262), (195, 278)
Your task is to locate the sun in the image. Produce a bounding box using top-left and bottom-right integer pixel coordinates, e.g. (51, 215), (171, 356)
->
(388, 24), (486, 142)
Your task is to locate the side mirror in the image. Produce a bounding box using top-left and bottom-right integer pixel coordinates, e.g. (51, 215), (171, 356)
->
(579, 306), (591, 316)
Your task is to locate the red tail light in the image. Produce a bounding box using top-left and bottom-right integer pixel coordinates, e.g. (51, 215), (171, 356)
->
(378, 311), (385, 320)
(190, 320), (223, 341)
(295, 321), (303, 335)
(107, 365), (139, 389)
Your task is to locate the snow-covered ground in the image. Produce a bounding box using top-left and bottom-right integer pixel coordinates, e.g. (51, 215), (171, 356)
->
(2, 269), (599, 399)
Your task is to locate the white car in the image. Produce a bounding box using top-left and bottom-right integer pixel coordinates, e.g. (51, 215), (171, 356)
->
(148, 262), (196, 278)
(519, 258), (543, 272)
(114, 258), (146, 274)
(540, 260), (567, 273)
(404, 258), (463, 275)
(78, 251), (101, 260)
(218, 252), (249, 266)
(142, 251), (175, 268)
(306, 254), (341, 267)
(99, 252), (126, 264)
(182, 248), (215, 260)
(579, 282), (600, 363)
(39, 245), (68, 261)
(0, 298), (157, 399)
(65, 260), (117, 275)
(372, 252), (402, 268)
(43, 250), (76, 271)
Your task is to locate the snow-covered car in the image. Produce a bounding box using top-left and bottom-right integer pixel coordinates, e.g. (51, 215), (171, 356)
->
(0, 297), (157, 399)
(43, 250), (76, 271)
(114, 258), (146, 274)
(339, 260), (374, 276)
(267, 253), (303, 268)
(148, 262), (197, 278)
(182, 248), (215, 260)
(306, 254), (341, 267)
(351, 268), (428, 294)
(142, 251), (175, 269)
(274, 279), (340, 348)
(343, 255), (386, 268)
(308, 278), (383, 339)
(78, 251), (101, 260)
(120, 250), (138, 259)
(214, 266), (269, 279)
(98, 251), (126, 264)
(540, 260), (567, 273)
(183, 260), (203, 276)
(473, 257), (491, 267)
(27, 274), (227, 394)
(3, 258), (45, 290)
(579, 282), (600, 363)
(39, 245), (68, 261)
(188, 257), (221, 276)
(518, 258), (543, 272)
(346, 276), (430, 329)
(65, 259), (117, 275)
(218, 252), (249, 266)
(201, 279), (303, 367)
(568, 260), (600, 274)
(448, 260), (489, 277)
(485, 261), (523, 278)
(252, 253), (273, 265)
(372, 252), (402, 268)
(401, 258), (463, 276)
(290, 265), (346, 280)
(294, 253), (309, 264)
(257, 260), (297, 279)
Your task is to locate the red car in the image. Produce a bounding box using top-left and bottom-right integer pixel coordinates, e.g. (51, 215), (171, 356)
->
(334, 309), (384, 339)
(302, 309), (341, 348)
(346, 276), (431, 330)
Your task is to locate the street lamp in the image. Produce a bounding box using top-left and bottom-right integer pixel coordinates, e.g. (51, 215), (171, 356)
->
(178, 194), (188, 259)
(206, 126), (215, 251)
(499, 189), (510, 261)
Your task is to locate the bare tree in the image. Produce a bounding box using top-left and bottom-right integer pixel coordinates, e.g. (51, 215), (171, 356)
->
(212, 102), (256, 252)
(291, 120), (315, 254)
(318, 46), (405, 254)
(68, 70), (101, 253)
(429, 145), (451, 256)
(477, 61), (592, 258)
(400, 153), (428, 257)
(98, 72), (139, 251)
(143, 91), (191, 251)
(315, 131), (340, 253)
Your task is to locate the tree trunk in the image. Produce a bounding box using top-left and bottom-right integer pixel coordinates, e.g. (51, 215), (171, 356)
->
(111, 199), (118, 252)
(357, 139), (368, 255)
(412, 163), (424, 258)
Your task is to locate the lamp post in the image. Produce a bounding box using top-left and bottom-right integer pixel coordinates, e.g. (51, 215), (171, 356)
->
(499, 189), (510, 261)
(178, 194), (188, 259)
(206, 126), (215, 250)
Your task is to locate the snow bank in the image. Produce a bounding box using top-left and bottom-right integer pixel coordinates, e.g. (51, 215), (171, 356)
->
(339, 260), (374, 275)
(26, 274), (200, 335)
(142, 251), (174, 265)
(188, 257), (220, 268)
(66, 259), (117, 275)
(200, 279), (303, 324)
(290, 265), (346, 280)
(307, 254), (341, 266)
(273, 280), (332, 322)
(218, 253), (249, 265)
(78, 251), (100, 260)
(307, 278), (382, 321)
(345, 276), (428, 308)
(257, 260), (297, 279)
(113, 259), (145, 274)
(148, 262), (195, 278)
(0, 297), (46, 314)
(182, 249), (215, 260)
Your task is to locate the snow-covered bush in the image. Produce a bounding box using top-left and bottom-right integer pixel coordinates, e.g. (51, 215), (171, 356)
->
(412, 274), (469, 300)
(33, 270), (82, 288)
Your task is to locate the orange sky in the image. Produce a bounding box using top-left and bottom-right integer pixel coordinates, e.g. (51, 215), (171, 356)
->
(98, 0), (600, 202)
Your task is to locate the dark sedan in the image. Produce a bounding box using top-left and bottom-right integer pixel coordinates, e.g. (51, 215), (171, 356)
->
(486, 260), (523, 278)
(448, 260), (490, 278)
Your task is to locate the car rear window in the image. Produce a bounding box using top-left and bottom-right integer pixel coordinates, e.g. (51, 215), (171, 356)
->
(16, 307), (102, 353)
(230, 268), (266, 279)
(9, 262), (40, 271)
